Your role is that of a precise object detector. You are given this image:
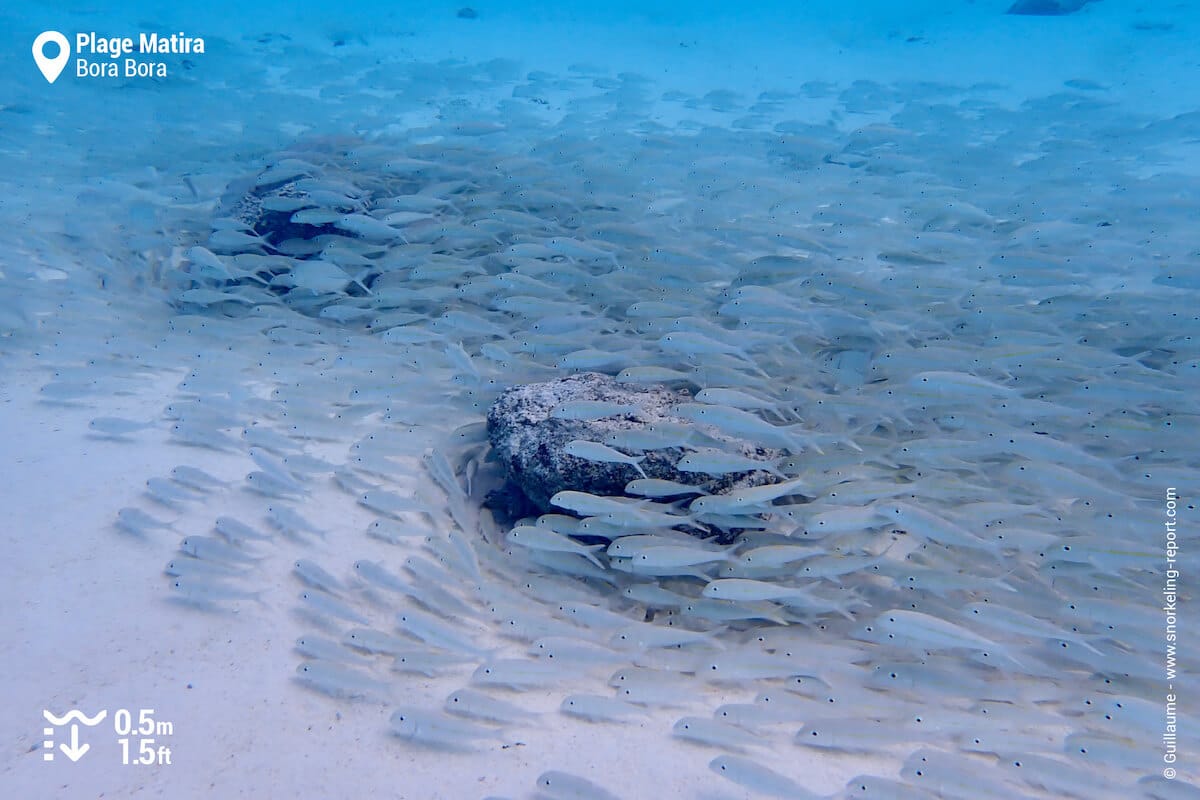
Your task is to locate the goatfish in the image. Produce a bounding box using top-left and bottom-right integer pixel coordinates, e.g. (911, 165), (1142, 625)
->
(862, 609), (1025, 667)
(507, 525), (607, 568)
(296, 661), (391, 699)
(563, 440), (648, 477)
(388, 707), (502, 749)
(709, 754), (822, 799)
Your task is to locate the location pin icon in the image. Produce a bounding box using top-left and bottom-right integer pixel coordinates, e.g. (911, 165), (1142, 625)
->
(32, 31), (70, 84)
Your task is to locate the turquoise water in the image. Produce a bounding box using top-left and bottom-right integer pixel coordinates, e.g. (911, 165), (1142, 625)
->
(3, 3), (1197, 798)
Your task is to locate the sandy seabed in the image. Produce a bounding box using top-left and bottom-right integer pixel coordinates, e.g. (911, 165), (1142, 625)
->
(2, 2), (1198, 798)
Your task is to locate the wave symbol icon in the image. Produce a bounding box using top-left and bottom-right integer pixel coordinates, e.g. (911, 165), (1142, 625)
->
(43, 709), (108, 727)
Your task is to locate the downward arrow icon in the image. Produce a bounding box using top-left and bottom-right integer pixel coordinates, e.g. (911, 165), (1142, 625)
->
(59, 724), (89, 762)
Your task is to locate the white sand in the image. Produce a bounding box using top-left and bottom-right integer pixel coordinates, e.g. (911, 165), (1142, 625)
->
(3, 2), (1194, 798)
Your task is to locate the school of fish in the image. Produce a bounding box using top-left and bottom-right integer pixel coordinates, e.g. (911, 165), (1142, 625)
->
(2, 35), (1197, 800)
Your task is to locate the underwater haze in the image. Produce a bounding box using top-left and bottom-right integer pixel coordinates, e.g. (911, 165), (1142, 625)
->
(2, 1), (1197, 798)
